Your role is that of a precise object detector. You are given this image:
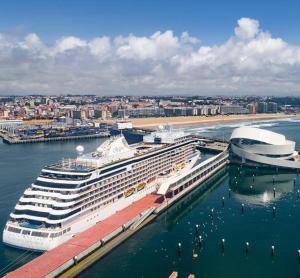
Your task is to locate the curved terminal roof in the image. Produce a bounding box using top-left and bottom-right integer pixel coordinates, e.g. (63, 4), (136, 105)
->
(230, 126), (290, 145)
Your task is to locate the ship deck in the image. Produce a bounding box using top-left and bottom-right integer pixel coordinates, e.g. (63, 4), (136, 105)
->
(5, 193), (163, 278)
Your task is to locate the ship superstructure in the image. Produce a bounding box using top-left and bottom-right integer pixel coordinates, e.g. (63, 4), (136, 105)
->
(3, 127), (199, 251)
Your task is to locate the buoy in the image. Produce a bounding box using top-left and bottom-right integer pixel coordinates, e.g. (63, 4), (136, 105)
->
(297, 250), (300, 261)
(221, 238), (225, 251)
(241, 203), (245, 214)
(271, 245), (275, 257)
(297, 190), (300, 199)
(222, 197), (225, 207)
(177, 242), (182, 256)
(272, 206), (276, 217)
(273, 188), (276, 198)
(192, 249), (198, 259)
(210, 208), (214, 219)
(198, 235), (203, 247)
(195, 224), (200, 235)
(245, 242), (249, 254)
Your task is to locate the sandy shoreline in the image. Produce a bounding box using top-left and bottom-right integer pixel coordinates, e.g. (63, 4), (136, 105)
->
(121, 113), (300, 129)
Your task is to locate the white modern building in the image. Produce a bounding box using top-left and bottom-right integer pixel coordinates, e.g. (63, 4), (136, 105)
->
(230, 126), (300, 169)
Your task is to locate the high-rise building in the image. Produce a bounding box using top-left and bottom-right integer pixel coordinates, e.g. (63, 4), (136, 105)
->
(220, 105), (246, 115)
(247, 103), (256, 114)
(257, 102), (268, 113)
(268, 102), (278, 113)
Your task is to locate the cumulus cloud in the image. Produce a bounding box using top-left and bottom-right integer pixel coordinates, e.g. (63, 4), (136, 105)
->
(234, 17), (260, 40)
(1, 17), (300, 95)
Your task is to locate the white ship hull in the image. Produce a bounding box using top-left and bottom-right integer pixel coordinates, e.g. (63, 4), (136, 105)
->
(3, 183), (157, 251)
(3, 129), (198, 252)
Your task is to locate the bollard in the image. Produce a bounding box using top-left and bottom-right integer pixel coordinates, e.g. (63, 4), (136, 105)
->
(73, 256), (78, 265)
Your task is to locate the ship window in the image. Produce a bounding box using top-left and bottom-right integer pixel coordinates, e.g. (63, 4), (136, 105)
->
(7, 227), (21, 233)
(22, 230), (31, 235)
(31, 231), (49, 238)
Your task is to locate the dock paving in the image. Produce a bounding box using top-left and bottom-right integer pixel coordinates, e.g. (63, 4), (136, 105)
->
(5, 194), (163, 278)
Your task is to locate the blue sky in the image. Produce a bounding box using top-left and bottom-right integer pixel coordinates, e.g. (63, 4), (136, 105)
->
(1, 0), (300, 96)
(1, 0), (300, 44)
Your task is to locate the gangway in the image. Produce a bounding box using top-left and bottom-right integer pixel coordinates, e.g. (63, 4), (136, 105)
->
(130, 207), (155, 230)
(157, 182), (170, 195)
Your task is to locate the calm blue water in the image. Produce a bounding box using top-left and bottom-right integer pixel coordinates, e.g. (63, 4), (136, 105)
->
(0, 118), (300, 277)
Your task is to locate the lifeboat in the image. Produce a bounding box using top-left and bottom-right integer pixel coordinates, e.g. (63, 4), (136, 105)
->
(147, 177), (156, 183)
(124, 188), (135, 197)
(137, 182), (146, 191)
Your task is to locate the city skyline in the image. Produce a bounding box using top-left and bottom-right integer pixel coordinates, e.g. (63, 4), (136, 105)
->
(1, 1), (300, 96)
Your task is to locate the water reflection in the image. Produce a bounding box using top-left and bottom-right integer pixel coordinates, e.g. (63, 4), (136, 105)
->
(229, 166), (296, 206)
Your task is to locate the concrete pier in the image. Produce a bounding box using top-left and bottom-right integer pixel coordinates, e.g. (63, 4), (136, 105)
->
(0, 130), (110, 144)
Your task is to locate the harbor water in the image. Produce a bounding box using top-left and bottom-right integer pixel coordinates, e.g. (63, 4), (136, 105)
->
(1, 118), (300, 277)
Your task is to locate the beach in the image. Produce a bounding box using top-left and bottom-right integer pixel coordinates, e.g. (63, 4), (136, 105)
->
(123, 113), (300, 129)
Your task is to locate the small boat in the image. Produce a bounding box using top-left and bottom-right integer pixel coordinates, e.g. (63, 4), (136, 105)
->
(137, 182), (146, 191)
(124, 188), (135, 197)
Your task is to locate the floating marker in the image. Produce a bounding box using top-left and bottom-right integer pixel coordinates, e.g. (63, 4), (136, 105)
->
(198, 235), (203, 247)
(297, 250), (300, 261)
(245, 242), (249, 254)
(192, 249), (198, 259)
(210, 208), (214, 219)
(272, 176), (275, 185)
(273, 188), (276, 198)
(221, 238), (225, 251)
(195, 224), (200, 235)
(222, 197), (225, 207)
(272, 206), (276, 217)
(241, 203), (245, 214)
(177, 242), (182, 256)
(297, 190), (300, 199)
(271, 245), (275, 257)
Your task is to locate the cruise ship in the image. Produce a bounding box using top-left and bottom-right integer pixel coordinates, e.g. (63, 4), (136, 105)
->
(3, 127), (200, 251)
